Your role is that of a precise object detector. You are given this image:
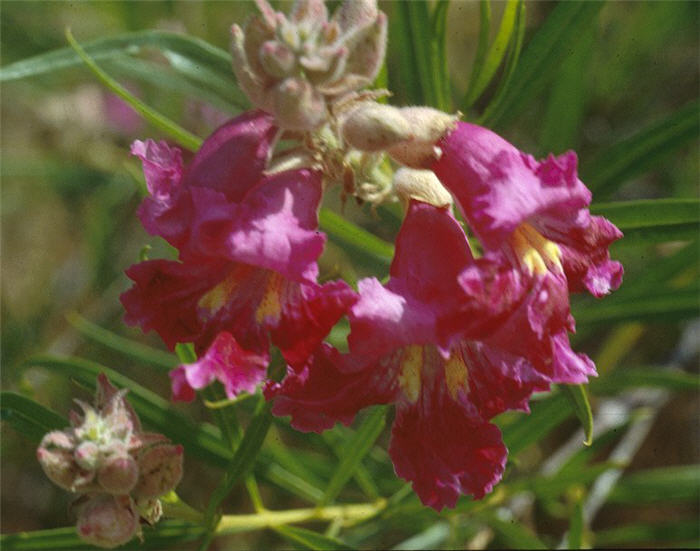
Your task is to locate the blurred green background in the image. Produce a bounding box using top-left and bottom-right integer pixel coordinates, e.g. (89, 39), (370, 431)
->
(1, 1), (698, 549)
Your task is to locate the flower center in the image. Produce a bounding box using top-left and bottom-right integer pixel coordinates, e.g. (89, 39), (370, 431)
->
(398, 345), (423, 403)
(508, 223), (562, 276)
(444, 354), (469, 400)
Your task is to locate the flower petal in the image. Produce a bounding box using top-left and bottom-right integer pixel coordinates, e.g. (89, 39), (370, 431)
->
(389, 374), (506, 510)
(264, 344), (398, 432)
(170, 332), (268, 401)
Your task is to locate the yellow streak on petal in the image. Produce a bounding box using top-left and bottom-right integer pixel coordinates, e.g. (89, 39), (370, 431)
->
(255, 273), (283, 323)
(510, 223), (562, 275)
(444, 354), (469, 400)
(398, 345), (423, 403)
(198, 273), (238, 317)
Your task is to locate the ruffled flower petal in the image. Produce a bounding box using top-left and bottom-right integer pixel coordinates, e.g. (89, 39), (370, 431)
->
(170, 332), (268, 402)
(389, 370), (506, 510)
(264, 344), (398, 432)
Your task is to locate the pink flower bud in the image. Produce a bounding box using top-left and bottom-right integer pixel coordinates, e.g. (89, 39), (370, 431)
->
(133, 444), (184, 499)
(332, 0), (378, 33)
(76, 495), (139, 549)
(134, 497), (163, 525)
(392, 168), (453, 208)
(388, 107), (459, 168)
(97, 455), (139, 494)
(37, 431), (94, 492)
(74, 441), (100, 471)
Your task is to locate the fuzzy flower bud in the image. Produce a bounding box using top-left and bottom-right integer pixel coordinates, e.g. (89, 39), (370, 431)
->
(231, 0), (387, 130)
(97, 455), (139, 494)
(393, 168), (453, 208)
(74, 441), (100, 471)
(76, 495), (139, 549)
(133, 444), (184, 499)
(341, 103), (413, 151)
(387, 107), (459, 168)
(37, 431), (94, 492)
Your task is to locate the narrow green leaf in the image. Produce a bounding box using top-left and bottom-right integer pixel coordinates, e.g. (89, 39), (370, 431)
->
(206, 398), (273, 520)
(538, 25), (595, 154)
(1, 392), (66, 442)
(430, 0), (451, 111)
(391, 522), (450, 551)
(463, 0), (491, 109)
(575, 285), (700, 325)
(400, 2), (434, 105)
(175, 342), (198, 363)
(486, 1), (604, 129)
(320, 407), (387, 506)
(592, 198), (700, 233)
(0, 29), (233, 84)
(105, 55), (239, 114)
(272, 525), (356, 551)
(388, 4), (423, 104)
(463, 0), (520, 108)
(478, 0), (526, 124)
(66, 312), (176, 371)
(566, 486), (586, 549)
(65, 29), (203, 151)
(589, 366), (700, 394)
(561, 384), (594, 446)
(25, 355), (231, 467)
(595, 519), (700, 546)
(607, 465), (700, 504)
(477, 513), (547, 549)
(500, 393), (571, 456)
(264, 463), (325, 503)
(583, 100), (700, 198)
(319, 208), (394, 265)
(1, 521), (205, 550)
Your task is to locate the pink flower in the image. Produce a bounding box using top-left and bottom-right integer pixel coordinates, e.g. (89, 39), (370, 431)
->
(267, 201), (594, 510)
(121, 111), (357, 400)
(432, 122), (623, 298)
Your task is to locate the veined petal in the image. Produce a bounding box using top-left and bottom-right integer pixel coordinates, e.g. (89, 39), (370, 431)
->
(264, 344), (398, 432)
(170, 332), (268, 402)
(389, 371), (506, 510)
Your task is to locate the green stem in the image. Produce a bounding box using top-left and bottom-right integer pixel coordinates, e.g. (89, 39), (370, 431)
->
(161, 492), (206, 524)
(215, 499), (387, 535)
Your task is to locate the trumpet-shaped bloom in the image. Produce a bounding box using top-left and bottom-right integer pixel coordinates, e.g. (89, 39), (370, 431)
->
(266, 201), (595, 510)
(432, 122), (623, 297)
(121, 111), (356, 400)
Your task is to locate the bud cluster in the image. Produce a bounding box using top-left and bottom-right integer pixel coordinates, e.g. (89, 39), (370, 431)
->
(232, 0), (386, 130)
(37, 374), (183, 549)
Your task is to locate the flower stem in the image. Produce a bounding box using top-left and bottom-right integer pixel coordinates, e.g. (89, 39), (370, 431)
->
(215, 499), (387, 535)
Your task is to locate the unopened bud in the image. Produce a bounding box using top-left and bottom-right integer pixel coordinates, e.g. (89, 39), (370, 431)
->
(387, 107), (459, 168)
(290, 0), (328, 25)
(76, 495), (139, 549)
(74, 441), (100, 471)
(135, 497), (163, 525)
(393, 168), (453, 208)
(341, 103), (412, 151)
(133, 444), (184, 499)
(273, 78), (326, 130)
(97, 455), (139, 494)
(259, 41), (296, 78)
(333, 0), (378, 33)
(38, 431), (94, 492)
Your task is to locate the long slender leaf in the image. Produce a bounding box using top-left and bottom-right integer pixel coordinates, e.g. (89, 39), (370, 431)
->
(1, 392), (67, 442)
(398, 2), (434, 106)
(583, 100), (700, 198)
(66, 312), (176, 371)
(595, 520), (700, 546)
(430, 0), (451, 111)
(321, 406), (387, 506)
(25, 355), (231, 467)
(65, 30), (202, 151)
(0, 29), (234, 86)
(319, 208), (394, 266)
(463, 0), (520, 109)
(478, 0), (526, 124)
(590, 366), (700, 394)
(206, 398), (273, 521)
(606, 465), (700, 504)
(575, 285), (700, 325)
(464, 0), (492, 108)
(1, 521), (205, 551)
(592, 198), (699, 234)
(486, 1), (604, 128)
(500, 393), (571, 456)
(561, 385), (594, 446)
(273, 525), (356, 551)
(477, 513), (547, 549)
